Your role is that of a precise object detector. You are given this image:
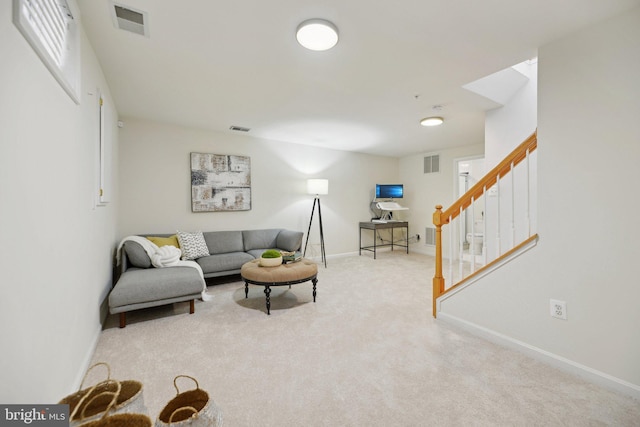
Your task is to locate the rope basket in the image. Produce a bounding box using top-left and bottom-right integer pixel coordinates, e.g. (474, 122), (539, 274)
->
(59, 363), (146, 426)
(73, 380), (152, 427)
(79, 413), (152, 427)
(155, 376), (223, 427)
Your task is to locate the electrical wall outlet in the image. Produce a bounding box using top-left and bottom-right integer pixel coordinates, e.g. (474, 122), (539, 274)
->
(550, 299), (567, 320)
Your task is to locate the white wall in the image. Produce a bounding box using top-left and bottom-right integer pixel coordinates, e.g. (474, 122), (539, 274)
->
(0, 4), (119, 402)
(483, 61), (538, 261)
(439, 8), (640, 395)
(117, 119), (399, 256)
(399, 144), (485, 256)
(485, 60), (538, 167)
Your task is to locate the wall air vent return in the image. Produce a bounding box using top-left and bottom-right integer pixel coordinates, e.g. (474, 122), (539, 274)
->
(229, 126), (251, 132)
(424, 154), (440, 174)
(424, 227), (436, 246)
(111, 3), (149, 37)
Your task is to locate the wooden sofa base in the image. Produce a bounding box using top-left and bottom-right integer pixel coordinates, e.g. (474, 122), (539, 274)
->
(119, 299), (195, 328)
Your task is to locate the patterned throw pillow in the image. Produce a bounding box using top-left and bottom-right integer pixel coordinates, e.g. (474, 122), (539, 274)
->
(176, 230), (210, 260)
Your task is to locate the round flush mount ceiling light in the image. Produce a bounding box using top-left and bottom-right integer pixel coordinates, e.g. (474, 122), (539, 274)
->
(420, 116), (444, 127)
(296, 19), (339, 51)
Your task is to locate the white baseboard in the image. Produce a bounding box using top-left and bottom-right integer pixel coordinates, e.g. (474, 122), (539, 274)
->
(70, 322), (103, 392)
(408, 244), (434, 256)
(438, 312), (640, 399)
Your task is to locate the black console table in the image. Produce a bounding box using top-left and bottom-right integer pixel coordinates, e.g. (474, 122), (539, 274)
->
(359, 221), (409, 259)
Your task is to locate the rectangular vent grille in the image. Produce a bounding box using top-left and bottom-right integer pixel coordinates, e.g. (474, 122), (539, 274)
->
(424, 227), (436, 245)
(424, 154), (440, 174)
(229, 125), (251, 132)
(112, 3), (148, 36)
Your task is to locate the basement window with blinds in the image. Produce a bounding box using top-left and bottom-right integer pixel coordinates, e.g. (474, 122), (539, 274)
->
(13, 0), (81, 104)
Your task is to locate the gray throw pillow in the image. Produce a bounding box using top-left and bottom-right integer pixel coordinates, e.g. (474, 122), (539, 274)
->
(123, 240), (151, 268)
(277, 230), (303, 252)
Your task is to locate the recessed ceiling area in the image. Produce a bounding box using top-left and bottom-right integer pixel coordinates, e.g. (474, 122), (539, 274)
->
(76, 0), (640, 157)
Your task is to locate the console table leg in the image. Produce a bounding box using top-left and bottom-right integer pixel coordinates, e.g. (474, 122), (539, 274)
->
(264, 285), (271, 315)
(312, 278), (317, 302)
(391, 227), (394, 251)
(374, 230), (377, 259)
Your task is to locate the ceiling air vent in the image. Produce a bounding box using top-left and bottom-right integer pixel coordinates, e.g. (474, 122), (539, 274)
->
(111, 3), (149, 37)
(229, 126), (251, 132)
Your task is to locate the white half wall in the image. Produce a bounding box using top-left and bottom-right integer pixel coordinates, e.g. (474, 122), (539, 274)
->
(438, 7), (640, 395)
(117, 119), (399, 257)
(0, 3), (119, 403)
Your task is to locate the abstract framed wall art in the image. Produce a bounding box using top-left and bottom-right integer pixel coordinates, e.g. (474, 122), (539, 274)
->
(190, 153), (251, 212)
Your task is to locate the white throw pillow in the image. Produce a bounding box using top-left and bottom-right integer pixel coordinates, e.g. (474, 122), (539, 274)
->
(176, 230), (210, 260)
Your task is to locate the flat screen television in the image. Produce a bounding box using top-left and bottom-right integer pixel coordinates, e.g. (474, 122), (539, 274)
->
(376, 184), (403, 199)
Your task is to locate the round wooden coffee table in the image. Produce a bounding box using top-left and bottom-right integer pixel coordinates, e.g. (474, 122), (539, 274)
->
(240, 258), (318, 315)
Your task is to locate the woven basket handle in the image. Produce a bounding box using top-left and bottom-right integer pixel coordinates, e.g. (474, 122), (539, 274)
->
(70, 363), (112, 421)
(79, 362), (111, 390)
(70, 376), (117, 421)
(77, 380), (122, 420)
(168, 406), (198, 424)
(173, 375), (199, 395)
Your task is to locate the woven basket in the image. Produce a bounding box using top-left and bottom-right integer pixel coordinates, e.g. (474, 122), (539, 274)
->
(79, 413), (152, 427)
(59, 363), (146, 426)
(155, 376), (223, 427)
(75, 381), (152, 427)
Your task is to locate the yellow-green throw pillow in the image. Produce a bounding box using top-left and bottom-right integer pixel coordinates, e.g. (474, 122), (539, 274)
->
(146, 235), (179, 248)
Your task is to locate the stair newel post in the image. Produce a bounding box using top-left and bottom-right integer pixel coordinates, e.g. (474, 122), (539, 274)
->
(433, 205), (445, 318)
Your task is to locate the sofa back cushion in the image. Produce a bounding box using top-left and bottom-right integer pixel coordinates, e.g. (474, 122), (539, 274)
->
(242, 229), (281, 251)
(203, 230), (244, 255)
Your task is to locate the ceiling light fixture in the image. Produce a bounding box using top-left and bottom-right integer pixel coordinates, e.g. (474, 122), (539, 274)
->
(296, 19), (339, 51)
(420, 117), (444, 127)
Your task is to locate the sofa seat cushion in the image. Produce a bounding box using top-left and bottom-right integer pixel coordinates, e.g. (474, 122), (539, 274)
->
(109, 267), (203, 312)
(196, 252), (255, 274)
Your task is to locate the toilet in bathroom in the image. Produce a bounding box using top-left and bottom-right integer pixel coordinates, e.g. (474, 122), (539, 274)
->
(466, 220), (484, 255)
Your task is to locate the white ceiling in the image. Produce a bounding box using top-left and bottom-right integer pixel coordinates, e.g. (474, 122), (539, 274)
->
(76, 0), (640, 157)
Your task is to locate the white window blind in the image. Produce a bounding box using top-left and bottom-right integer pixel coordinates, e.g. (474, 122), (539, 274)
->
(13, 0), (80, 104)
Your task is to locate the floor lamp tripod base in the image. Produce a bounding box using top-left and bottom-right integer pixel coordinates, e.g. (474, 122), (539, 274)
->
(303, 196), (327, 267)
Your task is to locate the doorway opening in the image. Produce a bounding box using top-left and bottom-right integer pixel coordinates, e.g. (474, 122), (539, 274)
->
(455, 156), (485, 264)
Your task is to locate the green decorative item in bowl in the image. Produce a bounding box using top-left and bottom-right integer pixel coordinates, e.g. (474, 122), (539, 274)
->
(260, 249), (283, 267)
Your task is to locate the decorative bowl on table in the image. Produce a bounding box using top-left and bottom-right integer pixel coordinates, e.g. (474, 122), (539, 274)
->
(259, 249), (283, 267)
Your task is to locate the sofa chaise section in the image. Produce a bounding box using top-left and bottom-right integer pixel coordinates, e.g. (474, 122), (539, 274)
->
(109, 267), (203, 328)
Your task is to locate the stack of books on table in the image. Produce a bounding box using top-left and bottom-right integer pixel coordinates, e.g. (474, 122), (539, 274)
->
(281, 251), (302, 263)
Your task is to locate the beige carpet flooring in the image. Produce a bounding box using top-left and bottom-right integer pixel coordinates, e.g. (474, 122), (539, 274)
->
(91, 251), (640, 426)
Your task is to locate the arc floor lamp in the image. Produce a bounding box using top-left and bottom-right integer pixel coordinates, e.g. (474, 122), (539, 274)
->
(303, 179), (328, 267)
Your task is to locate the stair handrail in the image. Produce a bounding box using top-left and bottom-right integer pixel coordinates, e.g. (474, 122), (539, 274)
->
(432, 131), (537, 317)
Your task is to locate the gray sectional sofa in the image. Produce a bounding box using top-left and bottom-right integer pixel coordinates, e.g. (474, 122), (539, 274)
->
(110, 228), (303, 327)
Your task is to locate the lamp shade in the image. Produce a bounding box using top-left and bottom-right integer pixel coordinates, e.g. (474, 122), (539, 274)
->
(307, 179), (329, 195)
